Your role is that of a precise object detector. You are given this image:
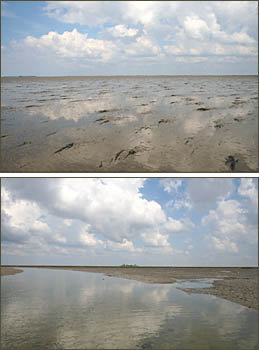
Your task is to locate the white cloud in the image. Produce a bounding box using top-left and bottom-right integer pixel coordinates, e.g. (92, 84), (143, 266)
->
(166, 199), (192, 211)
(163, 216), (194, 234)
(106, 239), (141, 253)
(80, 232), (100, 247)
(25, 29), (116, 61)
(164, 217), (184, 233)
(238, 178), (258, 205)
(108, 24), (138, 37)
(202, 196), (258, 253)
(141, 232), (170, 247)
(3, 1), (257, 76)
(1, 178), (257, 266)
(54, 234), (67, 244)
(175, 56), (208, 63)
(183, 15), (210, 40)
(211, 236), (238, 253)
(160, 179), (182, 193)
(125, 35), (161, 57)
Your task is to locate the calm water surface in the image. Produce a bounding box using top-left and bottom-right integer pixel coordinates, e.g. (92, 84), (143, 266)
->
(1, 269), (258, 349)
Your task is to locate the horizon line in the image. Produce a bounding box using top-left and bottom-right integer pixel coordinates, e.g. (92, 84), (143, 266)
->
(1, 74), (258, 78)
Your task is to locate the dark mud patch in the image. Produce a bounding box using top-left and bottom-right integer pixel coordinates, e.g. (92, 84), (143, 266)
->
(98, 108), (119, 113)
(115, 149), (126, 161)
(197, 107), (215, 111)
(54, 143), (74, 154)
(214, 120), (224, 129)
(135, 126), (151, 134)
(25, 105), (41, 108)
(234, 116), (245, 122)
(158, 119), (173, 125)
(95, 117), (110, 125)
(46, 131), (57, 137)
(232, 100), (247, 105)
(225, 155), (238, 171)
(140, 111), (152, 115)
(184, 137), (194, 145)
(18, 141), (32, 147)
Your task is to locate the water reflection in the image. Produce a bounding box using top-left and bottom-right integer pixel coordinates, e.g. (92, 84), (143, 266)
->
(1, 76), (258, 172)
(1, 269), (258, 349)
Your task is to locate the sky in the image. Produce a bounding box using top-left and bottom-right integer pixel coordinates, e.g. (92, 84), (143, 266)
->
(1, 1), (258, 76)
(1, 178), (258, 266)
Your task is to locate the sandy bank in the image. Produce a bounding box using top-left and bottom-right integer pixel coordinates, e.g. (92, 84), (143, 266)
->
(6, 266), (258, 310)
(1, 267), (24, 276)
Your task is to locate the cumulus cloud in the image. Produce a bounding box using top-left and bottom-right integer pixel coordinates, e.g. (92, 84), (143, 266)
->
(1, 178), (169, 257)
(4, 1), (255, 75)
(107, 24), (138, 38)
(141, 232), (170, 247)
(238, 178), (258, 205)
(1, 178), (257, 266)
(25, 29), (116, 61)
(211, 236), (238, 253)
(202, 197), (258, 255)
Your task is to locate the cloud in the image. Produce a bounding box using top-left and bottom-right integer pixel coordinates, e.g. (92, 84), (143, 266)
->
(141, 232), (170, 247)
(2, 179), (168, 256)
(202, 197), (258, 255)
(3, 1), (257, 75)
(106, 239), (141, 253)
(211, 236), (238, 253)
(238, 178), (258, 205)
(164, 217), (194, 234)
(25, 29), (116, 61)
(183, 15), (210, 40)
(186, 178), (235, 210)
(160, 179), (182, 193)
(1, 178), (257, 266)
(107, 24), (138, 38)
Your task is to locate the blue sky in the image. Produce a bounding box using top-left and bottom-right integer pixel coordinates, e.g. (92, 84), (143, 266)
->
(1, 178), (258, 266)
(1, 1), (258, 76)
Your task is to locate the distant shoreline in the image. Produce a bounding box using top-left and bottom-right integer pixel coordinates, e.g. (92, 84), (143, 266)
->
(1, 74), (258, 79)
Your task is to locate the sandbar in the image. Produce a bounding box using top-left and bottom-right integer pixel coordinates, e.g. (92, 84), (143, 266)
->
(1, 267), (24, 276)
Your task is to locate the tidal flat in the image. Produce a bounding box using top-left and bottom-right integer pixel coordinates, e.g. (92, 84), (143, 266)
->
(1, 267), (258, 349)
(1, 76), (258, 172)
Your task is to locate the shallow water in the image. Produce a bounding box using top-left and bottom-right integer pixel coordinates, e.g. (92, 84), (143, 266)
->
(1, 269), (258, 349)
(1, 76), (258, 172)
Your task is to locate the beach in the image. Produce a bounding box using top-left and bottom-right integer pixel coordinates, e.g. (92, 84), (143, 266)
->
(1, 76), (258, 172)
(2, 266), (258, 310)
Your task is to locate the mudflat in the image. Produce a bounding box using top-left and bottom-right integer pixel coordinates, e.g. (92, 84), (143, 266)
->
(1, 76), (258, 172)
(4, 266), (258, 310)
(0, 267), (24, 276)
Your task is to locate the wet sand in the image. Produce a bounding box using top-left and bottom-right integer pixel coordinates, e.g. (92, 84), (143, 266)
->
(4, 266), (258, 310)
(1, 76), (258, 172)
(0, 267), (24, 276)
